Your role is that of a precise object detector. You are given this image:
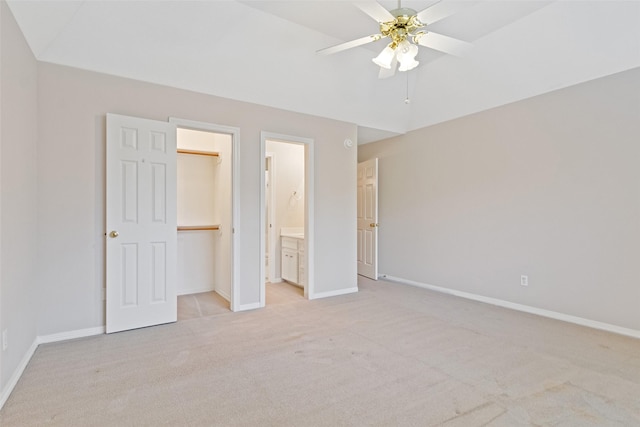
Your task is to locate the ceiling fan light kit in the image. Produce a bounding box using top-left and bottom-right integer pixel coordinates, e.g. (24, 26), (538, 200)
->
(318, 1), (471, 78)
(373, 7), (422, 72)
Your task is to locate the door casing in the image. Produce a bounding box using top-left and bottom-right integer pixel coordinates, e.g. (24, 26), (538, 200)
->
(265, 152), (276, 282)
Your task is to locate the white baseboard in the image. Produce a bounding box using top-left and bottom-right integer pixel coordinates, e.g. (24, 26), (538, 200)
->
(1, 326), (108, 410)
(177, 285), (215, 296)
(309, 286), (358, 300)
(215, 289), (231, 302)
(234, 302), (262, 312)
(37, 326), (105, 345)
(382, 274), (640, 340)
(0, 338), (38, 410)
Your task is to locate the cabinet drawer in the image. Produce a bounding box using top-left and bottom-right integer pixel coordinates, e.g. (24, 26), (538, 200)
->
(281, 237), (298, 250)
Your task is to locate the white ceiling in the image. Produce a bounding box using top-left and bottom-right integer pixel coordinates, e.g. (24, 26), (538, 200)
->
(7, 0), (640, 143)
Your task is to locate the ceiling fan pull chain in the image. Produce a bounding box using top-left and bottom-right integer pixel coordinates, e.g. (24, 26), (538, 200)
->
(405, 71), (410, 104)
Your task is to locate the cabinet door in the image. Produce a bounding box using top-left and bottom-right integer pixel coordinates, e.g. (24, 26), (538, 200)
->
(282, 248), (299, 283)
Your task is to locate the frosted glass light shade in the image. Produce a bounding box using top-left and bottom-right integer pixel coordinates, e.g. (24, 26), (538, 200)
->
(372, 45), (396, 69)
(398, 57), (419, 71)
(397, 40), (412, 56)
(397, 40), (419, 71)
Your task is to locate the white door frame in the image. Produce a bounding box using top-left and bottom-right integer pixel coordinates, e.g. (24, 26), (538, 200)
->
(260, 132), (314, 305)
(169, 117), (240, 312)
(265, 152), (277, 283)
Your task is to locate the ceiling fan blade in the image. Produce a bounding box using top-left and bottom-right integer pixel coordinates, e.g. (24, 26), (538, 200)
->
(417, 1), (466, 25)
(355, 1), (394, 23)
(415, 32), (472, 56)
(378, 56), (398, 79)
(317, 34), (380, 55)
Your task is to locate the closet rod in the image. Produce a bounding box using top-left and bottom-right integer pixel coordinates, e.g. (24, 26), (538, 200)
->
(177, 148), (220, 157)
(177, 225), (220, 231)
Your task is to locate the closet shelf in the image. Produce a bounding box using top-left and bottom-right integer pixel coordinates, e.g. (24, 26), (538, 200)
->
(177, 225), (220, 231)
(177, 148), (220, 157)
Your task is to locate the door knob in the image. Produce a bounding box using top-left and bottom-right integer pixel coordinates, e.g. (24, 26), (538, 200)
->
(109, 231), (119, 238)
(369, 223), (378, 228)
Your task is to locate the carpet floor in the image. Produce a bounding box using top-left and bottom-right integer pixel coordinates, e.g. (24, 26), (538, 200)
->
(1, 277), (639, 426)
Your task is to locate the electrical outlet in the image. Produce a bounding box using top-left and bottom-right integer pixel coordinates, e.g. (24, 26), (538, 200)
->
(521, 275), (529, 287)
(2, 329), (8, 351)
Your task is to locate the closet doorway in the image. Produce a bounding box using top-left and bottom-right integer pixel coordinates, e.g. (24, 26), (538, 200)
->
(170, 118), (239, 313)
(260, 132), (314, 306)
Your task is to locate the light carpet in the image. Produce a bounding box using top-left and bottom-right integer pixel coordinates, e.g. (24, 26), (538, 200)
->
(1, 278), (639, 426)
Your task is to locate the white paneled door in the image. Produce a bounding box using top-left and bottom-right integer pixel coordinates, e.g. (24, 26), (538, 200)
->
(106, 114), (177, 333)
(357, 158), (378, 279)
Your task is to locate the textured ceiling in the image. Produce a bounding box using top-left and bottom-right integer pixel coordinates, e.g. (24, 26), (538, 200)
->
(7, 0), (640, 143)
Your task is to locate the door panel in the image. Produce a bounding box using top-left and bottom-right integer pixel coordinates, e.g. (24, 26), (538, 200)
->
(106, 113), (177, 333)
(357, 158), (378, 279)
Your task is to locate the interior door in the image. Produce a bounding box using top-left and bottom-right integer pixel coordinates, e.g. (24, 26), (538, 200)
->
(357, 158), (378, 279)
(106, 113), (177, 333)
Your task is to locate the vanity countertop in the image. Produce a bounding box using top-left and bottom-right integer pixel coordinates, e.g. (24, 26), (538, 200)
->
(280, 227), (304, 239)
(281, 232), (304, 239)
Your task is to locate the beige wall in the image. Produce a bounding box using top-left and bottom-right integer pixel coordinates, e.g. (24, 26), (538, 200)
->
(36, 62), (358, 335)
(0, 0), (39, 395)
(359, 67), (640, 332)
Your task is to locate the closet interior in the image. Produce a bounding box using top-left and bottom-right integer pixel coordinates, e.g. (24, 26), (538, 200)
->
(176, 128), (232, 304)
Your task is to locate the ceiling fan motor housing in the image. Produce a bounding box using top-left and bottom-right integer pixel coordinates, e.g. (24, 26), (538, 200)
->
(381, 8), (424, 48)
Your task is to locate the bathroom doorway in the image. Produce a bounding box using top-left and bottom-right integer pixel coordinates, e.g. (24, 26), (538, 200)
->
(260, 132), (314, 306)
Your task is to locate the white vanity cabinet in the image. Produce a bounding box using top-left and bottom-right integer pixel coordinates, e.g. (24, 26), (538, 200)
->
(281, 236), (304, 286)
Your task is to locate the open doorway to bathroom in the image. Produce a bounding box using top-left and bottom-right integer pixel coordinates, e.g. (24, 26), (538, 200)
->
(260, 132), (314, 306)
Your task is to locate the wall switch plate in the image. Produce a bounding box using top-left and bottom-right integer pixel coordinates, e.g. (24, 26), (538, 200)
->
(521, 275), (529, 286)
(2, 329), (8, 351)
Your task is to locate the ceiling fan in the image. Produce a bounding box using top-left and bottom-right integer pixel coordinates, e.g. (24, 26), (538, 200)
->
(317, 1), (472, 78)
